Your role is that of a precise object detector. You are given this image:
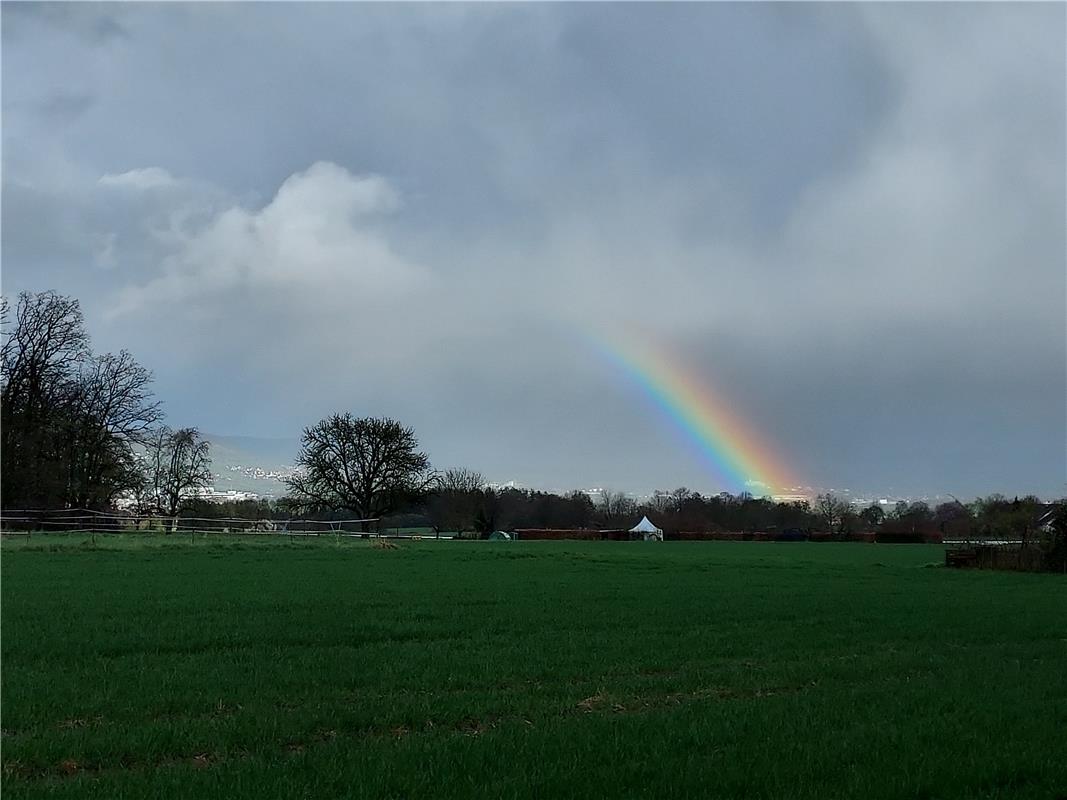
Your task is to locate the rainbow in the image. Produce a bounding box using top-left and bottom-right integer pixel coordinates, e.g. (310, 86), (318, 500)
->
(586, 330), (796, 496)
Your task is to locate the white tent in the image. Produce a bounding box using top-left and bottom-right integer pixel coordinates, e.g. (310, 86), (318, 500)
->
(630, 516), (664, 541)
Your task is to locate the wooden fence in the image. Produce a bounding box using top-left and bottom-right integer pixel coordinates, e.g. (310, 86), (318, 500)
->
(0, 508), (382, 537)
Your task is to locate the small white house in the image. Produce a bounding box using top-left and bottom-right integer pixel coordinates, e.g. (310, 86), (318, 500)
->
(630, 516), (664, 541)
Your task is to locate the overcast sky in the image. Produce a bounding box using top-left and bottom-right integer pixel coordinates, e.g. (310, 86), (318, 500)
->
(3, 2), (1064, 499)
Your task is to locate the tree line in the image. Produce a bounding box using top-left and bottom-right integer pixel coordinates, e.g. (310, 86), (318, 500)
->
(3, 291), (1061, 548)
(172, 479), (1058, 546)
(1, 291), (213, 516)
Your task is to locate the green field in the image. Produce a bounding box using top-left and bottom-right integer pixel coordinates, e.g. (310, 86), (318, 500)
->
(2, 536), (1065, 799)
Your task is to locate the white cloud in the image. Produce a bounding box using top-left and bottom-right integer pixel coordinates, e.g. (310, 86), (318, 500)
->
(111, 161), (424, 316)
(99, 166), (178, 190)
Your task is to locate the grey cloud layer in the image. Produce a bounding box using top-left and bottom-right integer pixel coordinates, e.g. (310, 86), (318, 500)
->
(2, 3), (1063, 497)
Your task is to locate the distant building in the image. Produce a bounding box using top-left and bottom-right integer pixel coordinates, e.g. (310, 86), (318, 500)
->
(183, 487), (263, 503)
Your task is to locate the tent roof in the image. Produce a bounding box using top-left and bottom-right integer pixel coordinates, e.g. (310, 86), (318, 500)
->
(629, 516), (662, 533)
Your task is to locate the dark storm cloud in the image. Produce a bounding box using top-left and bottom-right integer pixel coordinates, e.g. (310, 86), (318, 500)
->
(2, 3), (1063, 498)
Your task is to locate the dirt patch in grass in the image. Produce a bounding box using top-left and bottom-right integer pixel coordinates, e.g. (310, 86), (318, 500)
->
(571, 682), (817, 715)
(57, 715), (104, 730)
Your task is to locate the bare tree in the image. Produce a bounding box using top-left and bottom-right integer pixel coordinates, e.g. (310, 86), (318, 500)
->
(425, 468), (485, 538)
(64, 351), (164, 508)
(1, 291), (89, 414)
(649, 490), (675, 515)
(933, 499), (971, 539)
(439, 467), (484, 494)
(286, 414), (434, 527)
(2, 292), (91, 506)
(141, 427), (213, 526)
(814, 493), (849, 539)
(859, 504), (886, 529)
(598, 489), (637, 527)
(1, 292), (168, 510)
(2, 291), (165, 509)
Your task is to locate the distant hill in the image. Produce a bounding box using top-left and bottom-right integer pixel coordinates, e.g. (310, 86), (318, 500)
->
(202, 434), (301, 495)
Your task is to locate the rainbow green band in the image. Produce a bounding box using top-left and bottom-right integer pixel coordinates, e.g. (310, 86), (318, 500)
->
(586, 331), (795, 496)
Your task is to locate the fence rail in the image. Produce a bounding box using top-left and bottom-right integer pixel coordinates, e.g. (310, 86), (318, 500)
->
(0, 509), (382, 537)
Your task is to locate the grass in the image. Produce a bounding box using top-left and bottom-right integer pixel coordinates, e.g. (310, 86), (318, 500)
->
(2, 535), (1065, 799)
